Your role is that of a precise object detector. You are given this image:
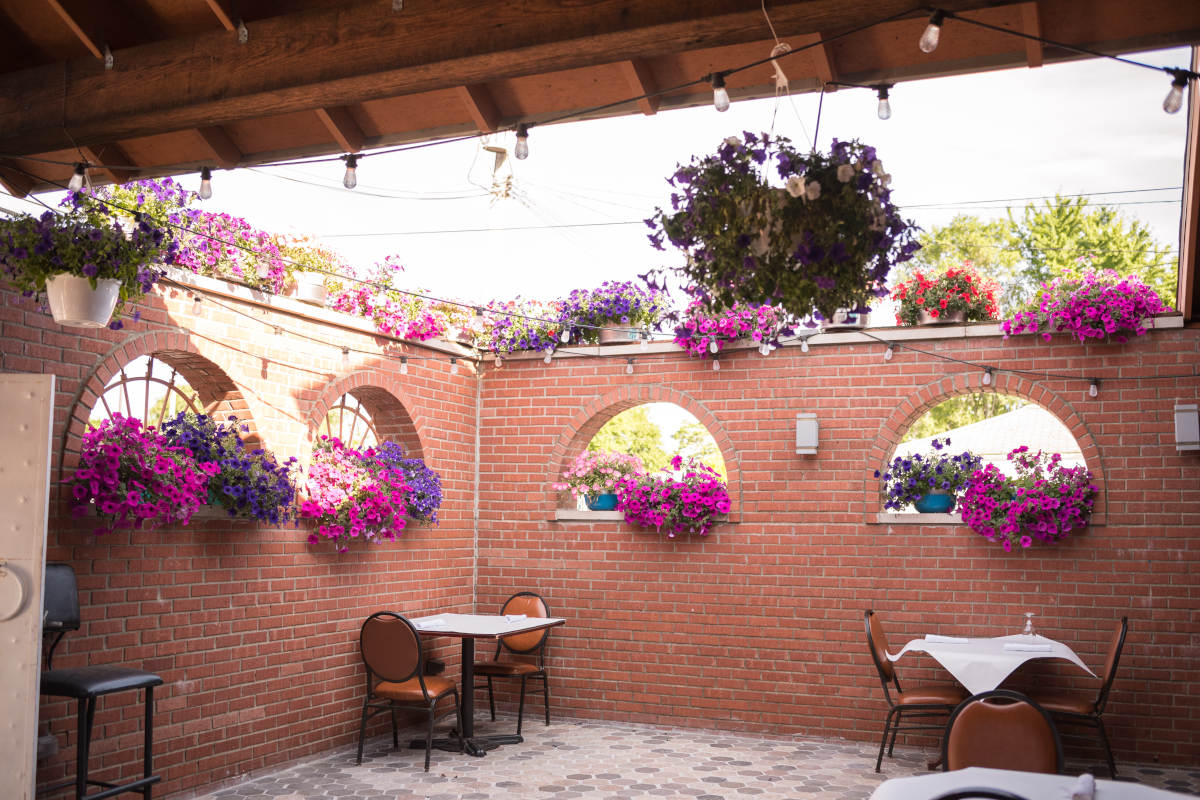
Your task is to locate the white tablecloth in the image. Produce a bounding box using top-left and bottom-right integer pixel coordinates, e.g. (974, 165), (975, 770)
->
(886, 634), (1096, 695)
(869, 767), (1187, 800)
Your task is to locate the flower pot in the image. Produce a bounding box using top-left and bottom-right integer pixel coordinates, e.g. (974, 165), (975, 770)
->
(585, 492), (619, 511)
(293, 272), (327, 306)
(597, 327), (638, 345)
(913, 492), (956, 513)
(918, 308), (966, 325)
(44, 274), (121, 328)
(825, 308), (870, 329)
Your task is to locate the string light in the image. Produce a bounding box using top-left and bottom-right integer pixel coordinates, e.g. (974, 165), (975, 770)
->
(884, 344), (894, 362)
(342, 154), (358, 189)
(982, 367), (993, 386)
(67, 163), (86, 191)
(341, 347), (350, 369)
(1164, 70), (1188, 114)
(102, 44), (114, 70)
(236, 19), (248, 44)
(514, 124), (530, 160)
(192, 295), (202, 315)
(640, 332), (649, 351)
(543, 352), (552, 364)
(759, 343), (771, 356)
(919, 10), (946, 53)
(708, 340), (719, 355)
(710, 72), (731, 112)
(199, 167), (213, 200)
(400, 356), (408, 375)
(876, 85), (893, 120)
(712, 359), (721, 371)
(560, 328), (570, 343)
(496, 356), (503, 367)
(800, 338), (810, 353)
(626, 358), (634, 374)
(1089, 379), (1100, 398)
(449, 357), (459, 375)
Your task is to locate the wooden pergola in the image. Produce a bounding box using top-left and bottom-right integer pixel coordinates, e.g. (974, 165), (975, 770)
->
(0, 0), (1198, 313)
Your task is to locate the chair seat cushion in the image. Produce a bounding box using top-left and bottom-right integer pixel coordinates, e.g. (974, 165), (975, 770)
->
(41, 666), (163, 698)
(375, 675), (456, 702)
(473, 661), (542, 677)
(896, 685), (965, 706)
(1028, 692), (1095, 715)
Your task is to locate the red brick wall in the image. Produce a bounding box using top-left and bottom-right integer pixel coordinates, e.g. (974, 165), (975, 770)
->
(6, 274), (1200, 798)
(476, 324), (1200, 765)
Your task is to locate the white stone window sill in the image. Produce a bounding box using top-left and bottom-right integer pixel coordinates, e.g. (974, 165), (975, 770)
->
(555, 509), (624, 521)
(875, 513), (961, 525)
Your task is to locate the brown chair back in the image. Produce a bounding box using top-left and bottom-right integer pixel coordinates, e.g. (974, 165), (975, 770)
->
(1095, 617), (1129, 713)
(944, 690), (1063, 774)
(360, 611), (422, 684)
(865, 610), (896, 683)
(499, 592), (551, 654)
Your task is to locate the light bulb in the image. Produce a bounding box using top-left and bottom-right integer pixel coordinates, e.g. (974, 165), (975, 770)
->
(626, 358), (634, 375)
(543, 352), (552, 365)
(711, 73), (730, 112)
(68, 163), (86, 191)
(708, 340), (719, 355)
(343, 154), (358, 189)
(341, 347), (350, 369)
(884, 345), (894, 362)
(640, 333), (649, 351)
(982, 368), (993, 387)
(1089, 380), (1099, 398)
(876, 86), (892, 120)
(759, 344), (770, 356)
(919, 10), (945, 53)
(712, 359), (721, 372)
(192, 295), (202, 315)
(514, 123), (529, 160)
(801, 338), (809, 353)
(1164, 72), (1187, 114)
(198, 167), (213, 200)
(560, 328), (570, 343)
(450, 357), (459, 375)
(496, 356), (503, 368)
(400, 356), (409, 375)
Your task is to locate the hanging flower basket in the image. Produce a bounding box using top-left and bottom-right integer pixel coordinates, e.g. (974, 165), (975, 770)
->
(44, 274), (122, 328)
(646, 133), (920, 322)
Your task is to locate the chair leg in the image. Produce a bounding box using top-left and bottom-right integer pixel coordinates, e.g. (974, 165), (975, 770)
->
(76, 696), (96, 800)
(356, 700), (371, 764)
(1095, 718), (1117, 778)
(516, 675), (528, 736)
(453, 688), (465, 752)
(876, 709), (896, 772)
(390, 709), (399, 749)
(542, 672), (550, 727)
(144, 686), (155, 800)
(887, 711), (901, 756)
(487, 676), (496, 721)
(424, 704), (434, 772)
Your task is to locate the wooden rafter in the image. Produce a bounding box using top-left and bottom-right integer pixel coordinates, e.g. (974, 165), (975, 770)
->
(315, 107), (366, 153)
(1178, 51), (1200, 321)
(618, 59), (660, 115)
(44, 0), (102, 60)
(203, 0), (236, 32)
(0, 160), (36, 199)
(801, 33), (838, 86)
(1020, 2), (1043, 68)
(79, 143), (136, 185)
(457, 85), (502, 133)
(197, 126), (241, 168)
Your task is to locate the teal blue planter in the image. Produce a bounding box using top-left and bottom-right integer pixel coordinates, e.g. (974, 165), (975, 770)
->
(914, 492), (956, 513)
(585, 493), (619, 511)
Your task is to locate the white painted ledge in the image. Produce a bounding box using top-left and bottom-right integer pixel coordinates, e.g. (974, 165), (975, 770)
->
(875, 513), (961, 525)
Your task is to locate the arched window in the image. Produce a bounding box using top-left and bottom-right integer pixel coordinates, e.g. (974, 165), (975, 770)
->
(89, 355), (202, 428)
(319, 392), (378, 449)
(588, 402), (725, 477)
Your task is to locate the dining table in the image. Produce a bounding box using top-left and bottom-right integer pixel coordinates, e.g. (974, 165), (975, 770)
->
(869, 766), (1188, 800)
(409, 612), (565, 757)
(887, 633), (1096, 695)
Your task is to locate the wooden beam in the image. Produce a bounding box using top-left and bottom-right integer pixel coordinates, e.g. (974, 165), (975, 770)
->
(618, 59), (660, 115)
(457, 85), (502, 133)
(79, 143), (136, 185)
(0, 161), (36, 199)
(44, 0), (102, 60)
(203, 0), (236, 32)
(197, 125), (242, 168)
(315, 106), (366, 152)
(1020, 2), (1043, 68)
(800, 33), (838, 86)
(1178, 51), (1200, 321)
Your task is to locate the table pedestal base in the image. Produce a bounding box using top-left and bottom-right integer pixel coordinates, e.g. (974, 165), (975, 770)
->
(412, 733), (523, 757)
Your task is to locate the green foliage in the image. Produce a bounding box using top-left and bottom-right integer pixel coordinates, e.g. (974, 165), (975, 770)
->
(588, 407), (668, 472)
(903, 394), (1026, 442)
(670, 421), (725, 478)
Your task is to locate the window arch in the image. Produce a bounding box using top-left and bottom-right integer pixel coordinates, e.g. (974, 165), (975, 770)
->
(89, 355), (203, 428)
(318, 392), (379, 450)
(308, 378), (425, 461)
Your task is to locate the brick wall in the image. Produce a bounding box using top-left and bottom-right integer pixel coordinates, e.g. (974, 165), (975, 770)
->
(5, 275), (1199, 797)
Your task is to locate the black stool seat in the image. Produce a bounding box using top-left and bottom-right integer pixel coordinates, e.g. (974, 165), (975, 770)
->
(42, 667), (163, 699)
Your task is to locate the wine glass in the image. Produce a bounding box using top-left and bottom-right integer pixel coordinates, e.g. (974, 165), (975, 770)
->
(1021, 612), (1036, 637)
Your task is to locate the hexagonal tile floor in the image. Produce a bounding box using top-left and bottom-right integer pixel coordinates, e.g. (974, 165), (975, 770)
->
(195, 715), (1200, 800)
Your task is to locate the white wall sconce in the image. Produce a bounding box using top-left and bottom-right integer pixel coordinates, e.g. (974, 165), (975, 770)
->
(796, 412), (819, 454)
(1175, 403), (1200, 451)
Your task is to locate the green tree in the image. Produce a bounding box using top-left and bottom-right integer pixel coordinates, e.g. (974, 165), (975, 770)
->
(670, 420), (725, 478)
(588, 406), (668, 472)
(900, 215), (1021, 313)
(903, 394), (1026, 442)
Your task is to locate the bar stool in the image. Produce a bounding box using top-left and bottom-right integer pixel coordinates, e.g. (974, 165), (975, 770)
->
(40, 563), (163, 800)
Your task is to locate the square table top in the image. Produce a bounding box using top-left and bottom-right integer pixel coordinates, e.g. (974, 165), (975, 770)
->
(410, 613), (565, 639)
(887, 634), (1096, 695)
(870, 766), (1188, 800)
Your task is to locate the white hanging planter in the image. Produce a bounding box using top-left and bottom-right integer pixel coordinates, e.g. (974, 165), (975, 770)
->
(293, 272), (327, 306)
(44, 274), (121, 328)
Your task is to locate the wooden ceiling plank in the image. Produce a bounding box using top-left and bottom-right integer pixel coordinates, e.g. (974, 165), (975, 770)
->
(457, 85), (501, 132)
(203, 0), (236, 32)
(315, 106), (366, 152)
(197, 125), (242, 168)
(44, 0), (102, 60)
(1020, 2), (1044, 68)
(79, 143), (136, 184)
(0, 160), (36, 198)
(800, 33), (838, 85)
(618, 59), (660, 115)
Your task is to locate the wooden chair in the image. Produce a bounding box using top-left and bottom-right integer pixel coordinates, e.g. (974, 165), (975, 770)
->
(474, 591), (552, 735)
(356, 611), (462, 771)
(943, 689), (1063, 774)
(865, 610), (967, 772)
(1029, 617), (1128, 777)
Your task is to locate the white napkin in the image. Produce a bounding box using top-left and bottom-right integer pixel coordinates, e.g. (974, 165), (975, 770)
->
(1065, 773), (1095, 800)
(417, 618), (448, 628)
(1004, 642), (1052, 652)
(505, 614), (528, 623)
(925, 634), (968, 644)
